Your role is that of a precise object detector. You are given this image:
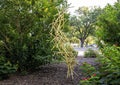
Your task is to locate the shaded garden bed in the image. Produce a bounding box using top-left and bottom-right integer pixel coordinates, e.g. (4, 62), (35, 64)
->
(0, 58), (97, 85)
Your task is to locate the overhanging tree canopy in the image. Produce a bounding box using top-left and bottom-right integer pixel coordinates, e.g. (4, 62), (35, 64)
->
(70, 7), (102, 47)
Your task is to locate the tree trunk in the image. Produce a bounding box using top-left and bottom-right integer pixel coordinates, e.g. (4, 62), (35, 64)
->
(80, 39), (84, 48)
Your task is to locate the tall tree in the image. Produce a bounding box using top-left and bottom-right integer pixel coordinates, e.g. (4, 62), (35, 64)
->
(70, 7), (102, 47)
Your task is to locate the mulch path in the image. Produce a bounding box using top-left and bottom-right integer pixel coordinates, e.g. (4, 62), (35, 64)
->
(0, 57), (98, 85)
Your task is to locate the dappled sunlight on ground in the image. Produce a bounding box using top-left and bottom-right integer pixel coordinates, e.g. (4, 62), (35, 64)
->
(73, 47), (99, 57)
(78, 51), (84, 56)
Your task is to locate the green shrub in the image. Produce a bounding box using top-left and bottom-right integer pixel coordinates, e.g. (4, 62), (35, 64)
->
(91, 2), (120, 85)
(79, 46), (120, 85)
(80, 62), (96, 76)
(96, 46), (120, 85)
(84, 49), (99, 58)
(79, 75), (100, 85)
(0, 56), (17, 80)
(79, 62), (100, 85)
(0, 0), (65, 73)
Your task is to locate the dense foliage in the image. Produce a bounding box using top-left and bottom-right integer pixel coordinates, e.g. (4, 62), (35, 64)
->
(0, 0), (71, 79)
(79, 2), (120, 85)
(96, 2), (120, 46)
(79, 46), (120, 85)
(95, 3), (120, 84)
(0, 56), (17, 80)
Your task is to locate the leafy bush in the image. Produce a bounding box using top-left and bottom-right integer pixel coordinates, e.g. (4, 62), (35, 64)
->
(96, 2), (120, 47)
(79, 62), (100, 85)
(0, 0), (65, 73)
(0, 56), (17, 80)
(79, 74), (100, 85)
(79, 46), (120, 85)
(96, 46), (120, 84)
(87, 2), (120, 85)
(80, 62), (96, 76)
(84, 49), (99, 58)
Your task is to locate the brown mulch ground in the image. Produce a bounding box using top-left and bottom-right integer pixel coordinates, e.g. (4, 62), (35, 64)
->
(0, 57), (97, 85)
